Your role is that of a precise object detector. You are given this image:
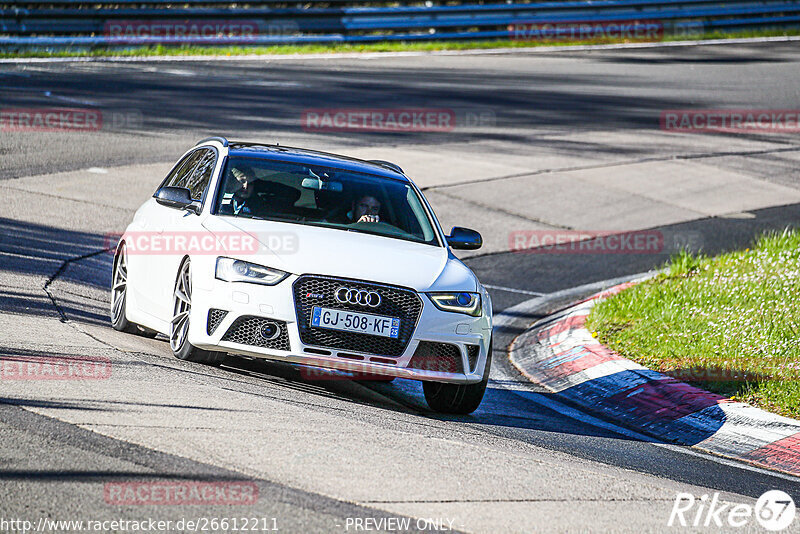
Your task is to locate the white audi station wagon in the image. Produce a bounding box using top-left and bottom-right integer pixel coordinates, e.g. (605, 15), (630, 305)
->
(111, 137), (492, 413)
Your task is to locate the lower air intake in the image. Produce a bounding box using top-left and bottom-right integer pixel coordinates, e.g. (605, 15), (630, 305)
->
(466, 345), (480, 373)
(407, 342), (463, 374)
(221, 316), (291, 351)
(207, 309), (228, 335)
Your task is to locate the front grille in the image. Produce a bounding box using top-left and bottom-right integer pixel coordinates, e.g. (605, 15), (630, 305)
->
(293, 275), (422, 357)
(466, 345), (480, 373)
(207, 309), (228, 335)
(221, 316), (291, 351)
(407, 342), (463, 374)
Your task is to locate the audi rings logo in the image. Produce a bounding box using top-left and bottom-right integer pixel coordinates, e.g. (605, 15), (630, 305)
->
(335, 287), (381, 307)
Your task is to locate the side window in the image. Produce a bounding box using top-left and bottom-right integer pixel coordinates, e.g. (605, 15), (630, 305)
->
(157, 153), (191, 195)
(165, 150), (203, 190)
(185, 149), (216, 201)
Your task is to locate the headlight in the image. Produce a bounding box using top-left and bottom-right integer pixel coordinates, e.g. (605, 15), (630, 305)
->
(215, 257), (289, 286)
(427, 292), (481, 317)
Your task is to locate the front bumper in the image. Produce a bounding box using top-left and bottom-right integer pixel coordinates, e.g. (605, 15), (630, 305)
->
(189, 274), (492, 384)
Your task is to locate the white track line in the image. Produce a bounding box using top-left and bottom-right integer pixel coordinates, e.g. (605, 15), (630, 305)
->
(483, 284), (545, 296)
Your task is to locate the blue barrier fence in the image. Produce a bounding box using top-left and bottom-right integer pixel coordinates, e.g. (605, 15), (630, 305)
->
(2, 0), (800, 47)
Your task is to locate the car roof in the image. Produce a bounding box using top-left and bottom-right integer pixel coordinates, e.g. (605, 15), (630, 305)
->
(224, 142), (408, 181)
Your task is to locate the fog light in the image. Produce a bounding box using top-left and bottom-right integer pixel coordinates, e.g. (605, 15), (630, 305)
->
(260, 322), (280, 340)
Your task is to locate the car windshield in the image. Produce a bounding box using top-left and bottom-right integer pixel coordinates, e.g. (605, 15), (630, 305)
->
(214, 156), (440, 246)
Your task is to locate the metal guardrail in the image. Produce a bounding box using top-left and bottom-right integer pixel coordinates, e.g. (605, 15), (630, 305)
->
(2, 0), (800, 47)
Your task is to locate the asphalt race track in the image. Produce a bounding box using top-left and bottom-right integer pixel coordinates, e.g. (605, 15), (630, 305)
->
(2, 42), (800, 532)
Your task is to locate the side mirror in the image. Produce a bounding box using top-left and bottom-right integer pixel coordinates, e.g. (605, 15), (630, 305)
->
(447, 227), (482, 250)
(156, 187), (200, 214)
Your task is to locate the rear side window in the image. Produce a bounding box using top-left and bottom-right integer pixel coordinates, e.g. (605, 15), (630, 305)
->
(185, 149), (217, 201)
(164, 150), (203, 190)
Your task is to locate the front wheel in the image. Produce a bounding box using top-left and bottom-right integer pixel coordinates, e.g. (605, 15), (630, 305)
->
(170, 259), (226, 366)
(423, 338), (492, 415)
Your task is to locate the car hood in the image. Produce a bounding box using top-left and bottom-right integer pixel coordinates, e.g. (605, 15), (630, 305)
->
(202, 216), (477, 291)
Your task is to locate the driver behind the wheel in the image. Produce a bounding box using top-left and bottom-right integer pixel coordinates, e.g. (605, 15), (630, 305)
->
(219, 165), (269, 217)
(348, 195), (381, 223)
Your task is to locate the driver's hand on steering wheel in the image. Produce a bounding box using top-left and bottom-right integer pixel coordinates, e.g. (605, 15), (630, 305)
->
(357, 214), (380, 223)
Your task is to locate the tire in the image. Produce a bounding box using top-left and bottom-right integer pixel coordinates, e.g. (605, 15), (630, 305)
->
(110, 243), (160, 338)
(169, 258), (226, 366)
(423, 337), (492, 414)
(110, 242), (144, 334)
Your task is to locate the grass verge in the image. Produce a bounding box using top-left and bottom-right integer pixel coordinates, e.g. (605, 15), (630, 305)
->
(2, 28), (800, 58)
(586, 229), (800, 419)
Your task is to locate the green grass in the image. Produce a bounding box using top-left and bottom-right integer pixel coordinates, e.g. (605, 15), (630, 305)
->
(586, 229), (800, 419)
(3, 27), (799, 58)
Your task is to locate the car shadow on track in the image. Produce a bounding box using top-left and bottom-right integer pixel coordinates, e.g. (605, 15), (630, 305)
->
(0, 216), (112, 325)
(0, 217), (107, 278)
(215, 350), (646, 442)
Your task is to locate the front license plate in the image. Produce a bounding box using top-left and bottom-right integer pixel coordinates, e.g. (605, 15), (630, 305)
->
(311, 307), (400, 339)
